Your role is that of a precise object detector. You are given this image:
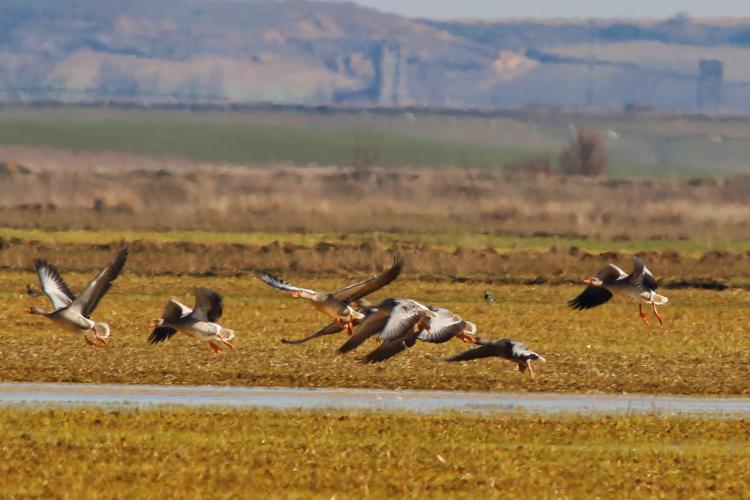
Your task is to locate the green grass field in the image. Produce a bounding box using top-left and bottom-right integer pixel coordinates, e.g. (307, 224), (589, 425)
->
(1, 407), (748, 498)
(0, 105), (744, 177)
(0, 115), (534, 168)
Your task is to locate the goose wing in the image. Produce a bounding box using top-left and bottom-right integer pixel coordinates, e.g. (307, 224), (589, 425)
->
(510, 341), (545, 362)
(378, 299), (431, 342)
(148, 300), (191, 344)
(337, 307), (391, 354)
(438, 343), (504, 362)
(34, 260), (75, 310)
(69, 245), (128, 318)
(417, 308), (466, 344)
(356, 330), (420, 364)
(192, 287), (223, 322)
(332, 255), (403, 302)
(255, 270), (318, 296)
(281, 320), (345, 345)
(597, 263), (628, 283)
(630, 257), (659, 291)
(568, 286), (613, 310)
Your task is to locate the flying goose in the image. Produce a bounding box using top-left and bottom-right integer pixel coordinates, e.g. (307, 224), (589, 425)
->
(281, 300), (376, 345)
(569, 256), (668, 326)
(26, 245), (129, 348)
(337, 298), (437, 355)
(437, 338), (546, 377)
(148, 287), (235, 354)
(356, 306), (477, 364)
(256, 255), (402, 334)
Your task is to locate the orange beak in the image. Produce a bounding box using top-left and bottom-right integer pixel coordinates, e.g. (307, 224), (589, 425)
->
(291, 292), (301, 298)
(148, 319), (159, 327)
(24, 308), (33, 314)
(583, 279), (593, 285)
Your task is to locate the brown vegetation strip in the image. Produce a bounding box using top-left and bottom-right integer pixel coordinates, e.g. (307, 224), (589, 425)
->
(1, 407), (749, 498)
(4, 162), (750, 240)
(0, 237), (748, 288)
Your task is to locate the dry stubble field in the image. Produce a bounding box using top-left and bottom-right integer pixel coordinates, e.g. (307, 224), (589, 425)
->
(1, 407), (749, 498)
(2, 267), (749, 395)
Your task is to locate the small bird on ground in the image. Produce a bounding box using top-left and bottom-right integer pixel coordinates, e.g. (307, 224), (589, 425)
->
(26, 245), (129, 348)
(483, 291), (494, 304)
(148, 287), (235, 354)
(25, 283), (41, 297)
(437, 338), (546, 377)
(256, 256), (402, 334)
(569, 256), (668, 326)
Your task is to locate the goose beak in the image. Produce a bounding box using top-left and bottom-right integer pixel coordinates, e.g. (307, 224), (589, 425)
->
(24, 308), (33, 314)
(291, 292), (301, 298)
(148, 319), (159, 327)
(583, 279), (593, 285)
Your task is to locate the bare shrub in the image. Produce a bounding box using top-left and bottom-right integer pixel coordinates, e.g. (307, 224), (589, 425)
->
(558, 128), (607, 176)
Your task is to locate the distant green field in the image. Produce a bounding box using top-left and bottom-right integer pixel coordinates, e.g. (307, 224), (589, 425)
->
(0, 106), (746, 177)
(0, 115), (534, 168)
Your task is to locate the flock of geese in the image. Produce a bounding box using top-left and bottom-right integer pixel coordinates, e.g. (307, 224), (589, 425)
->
(25, 245), (669, 378)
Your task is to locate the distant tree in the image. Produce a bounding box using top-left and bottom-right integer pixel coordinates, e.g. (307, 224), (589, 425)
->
(558, 127), (607, 176)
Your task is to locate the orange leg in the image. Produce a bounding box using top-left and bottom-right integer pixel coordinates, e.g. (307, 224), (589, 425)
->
(652, 303), (664, 326)
(639, 303), (649, 326)
(456, 332), (477, 344)
(209, 341), (222, 354)
(84, 337), (101, 349)
(526, 362), (535, 378)
(219, 337), (235, 350)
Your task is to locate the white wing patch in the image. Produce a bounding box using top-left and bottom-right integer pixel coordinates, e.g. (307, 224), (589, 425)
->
(36, 263), (75, 310)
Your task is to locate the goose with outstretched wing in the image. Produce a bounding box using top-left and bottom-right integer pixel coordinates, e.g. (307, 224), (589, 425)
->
(437, 338), (546, 377)
(569, 257), (668, 326)
(356, 307), (477, 364)
(148, 287), (235, 354)
(337, 298), (437, 355)
(281, 300), (376, 345)
(26, 245), (129, 348)
(256, 255), (402, 334)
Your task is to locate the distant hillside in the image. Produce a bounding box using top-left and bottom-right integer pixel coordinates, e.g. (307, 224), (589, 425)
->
(1, 1), (750, 110)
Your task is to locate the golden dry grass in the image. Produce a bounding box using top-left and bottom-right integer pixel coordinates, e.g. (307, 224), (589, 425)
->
(2, 270), (749, 395)
(3, 149), (750, 239)
(1, 407), (749, 498)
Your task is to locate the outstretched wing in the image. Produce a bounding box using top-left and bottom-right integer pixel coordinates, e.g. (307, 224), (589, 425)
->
(597, 264), (628, 283)
(630, 257), (658, 291)
(281, 321), (345, 345)
(378, 300), (430, 342)
(338, 308), (391, 354)
(568, 286), (613, 310)
(34, 260), (75, 310)
(69, 245), (129, 318)
(255, 271), (317, 296)
(357, 331), (420, 364)
(148, 326), (178, 344)
(192, 287), (223, 322)
(417, 308), (466, 344)
(332, 255), (403, 302)
(438, 344), (502, 362)
(162, 300), (192, 321)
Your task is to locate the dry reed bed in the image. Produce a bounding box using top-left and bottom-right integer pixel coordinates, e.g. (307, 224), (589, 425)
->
(3, 157), (750, 238)
(0, 237), (748, 288)
(2, 271), (749, 395)
(2, 407), (748, 498)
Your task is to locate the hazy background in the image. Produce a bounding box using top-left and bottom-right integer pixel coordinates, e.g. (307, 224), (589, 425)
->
(2, 0), (750, 241)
